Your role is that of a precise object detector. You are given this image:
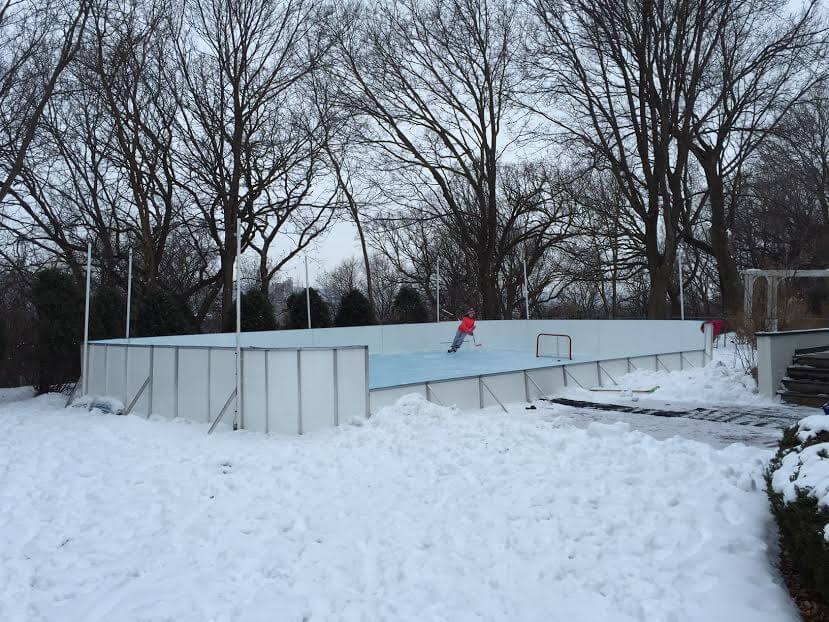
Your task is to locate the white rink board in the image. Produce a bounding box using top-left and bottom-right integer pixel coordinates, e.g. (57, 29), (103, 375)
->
(84, 341), (368, 436)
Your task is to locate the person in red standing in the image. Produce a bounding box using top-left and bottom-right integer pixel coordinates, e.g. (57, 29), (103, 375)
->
(448, 308), (476, 353)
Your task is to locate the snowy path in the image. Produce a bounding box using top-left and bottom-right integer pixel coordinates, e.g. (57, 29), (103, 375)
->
(0, 392), (798, 622)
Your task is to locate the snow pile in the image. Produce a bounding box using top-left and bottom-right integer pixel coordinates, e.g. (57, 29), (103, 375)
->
(563, 357), (771, 408)
(0, 392), (798, 621)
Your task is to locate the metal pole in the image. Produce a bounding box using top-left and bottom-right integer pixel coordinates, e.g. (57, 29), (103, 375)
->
(82, 241), (91, 395)
(305, 254), (311, 329)
(125, 248), (132, 340)
(124, 248), (133, 407)
(235, 217), (241, 427)
(436, 257), (440, 322)
(678, 247), (685, 321)
(522, 254), (530, 320)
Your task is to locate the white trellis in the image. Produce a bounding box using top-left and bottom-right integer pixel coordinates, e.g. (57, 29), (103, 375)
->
(742, 268), (829, 331)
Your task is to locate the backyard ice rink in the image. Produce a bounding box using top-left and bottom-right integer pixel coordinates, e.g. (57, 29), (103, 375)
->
(0, 342), (805, 622)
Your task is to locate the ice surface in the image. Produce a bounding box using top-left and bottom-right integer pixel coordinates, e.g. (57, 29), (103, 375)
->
(0, 392), (798, 622)
(369, 348), (569, 389)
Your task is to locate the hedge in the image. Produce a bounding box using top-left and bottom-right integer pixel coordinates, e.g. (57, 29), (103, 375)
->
(766, 418), (829, 603)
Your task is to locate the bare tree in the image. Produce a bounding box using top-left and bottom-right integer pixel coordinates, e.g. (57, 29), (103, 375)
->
(332, 0), (540, 319)
(0, 0), (91, 204)
(679, 0), (827, 315)
(528, 0), (711, 317)
(174, 0), (335, 329)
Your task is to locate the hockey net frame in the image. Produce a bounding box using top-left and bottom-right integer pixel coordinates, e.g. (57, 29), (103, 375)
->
(535, 333), (573, 360)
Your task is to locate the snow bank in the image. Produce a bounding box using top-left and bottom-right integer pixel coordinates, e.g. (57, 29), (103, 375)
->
(560, 336), (774, 408)
(563, 359), (771, 408)
(0, 393), (797, 621)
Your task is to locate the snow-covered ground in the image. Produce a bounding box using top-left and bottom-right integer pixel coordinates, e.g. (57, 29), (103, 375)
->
(0, 384), (799, 621)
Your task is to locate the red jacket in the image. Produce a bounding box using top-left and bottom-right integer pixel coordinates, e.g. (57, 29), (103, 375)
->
(459, 315), (476, 334)
(700, 319), (724, 337)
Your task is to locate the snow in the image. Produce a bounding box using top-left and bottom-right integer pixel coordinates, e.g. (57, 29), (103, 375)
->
(0, 391), (798, 622)
(796, 414), (829, 442)
(560, 337), (774, 410)
(0, 386), (35, 404)
(771, 441), (829, 506)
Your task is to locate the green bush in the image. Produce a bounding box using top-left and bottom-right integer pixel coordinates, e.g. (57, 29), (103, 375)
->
(228, 289), (278, 332)
(134, 284), (196, 337)
(32, 269), (82, 393)
(0, 312), (5, 361)
(335, 289), (376, 327)
(766, 424), (829, 603)
(391, 286), (429, 324)
(91, 284), (126, 340)
(286, 287), (331, 329)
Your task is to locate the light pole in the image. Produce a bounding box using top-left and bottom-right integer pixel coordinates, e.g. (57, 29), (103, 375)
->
(125, 249), (132, 340)
(82, 241), (91, 395)
(436, 257), (440, 322)
(678, 247), (685, 321)
(305, 253), (311, 329)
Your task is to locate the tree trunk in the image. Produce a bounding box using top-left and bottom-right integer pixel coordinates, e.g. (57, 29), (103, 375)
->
(701, 159), (742, 317)
(353, 212), (375, 320)
(222, 220), (237, 332)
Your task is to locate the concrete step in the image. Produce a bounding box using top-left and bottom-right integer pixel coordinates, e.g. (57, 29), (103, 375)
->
(793, 351), (829, 369)
(781, 377), (829, 395)
(780, 390), (829, 408)
(786, 365), (829, 381)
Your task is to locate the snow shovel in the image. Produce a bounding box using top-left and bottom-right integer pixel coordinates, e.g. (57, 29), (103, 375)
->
(588, 386), (659, 393)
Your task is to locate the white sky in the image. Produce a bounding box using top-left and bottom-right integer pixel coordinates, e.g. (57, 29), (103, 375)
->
(277, 220), (360, 286)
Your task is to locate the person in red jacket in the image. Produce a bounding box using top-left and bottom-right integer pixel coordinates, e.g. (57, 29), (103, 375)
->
(448, 308), (476, 353)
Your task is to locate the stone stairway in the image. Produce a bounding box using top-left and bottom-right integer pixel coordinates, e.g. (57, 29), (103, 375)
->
(780, 350), (829, 408)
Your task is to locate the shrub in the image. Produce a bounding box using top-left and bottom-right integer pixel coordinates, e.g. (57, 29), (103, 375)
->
(286, 287), (331, 329)
(32, 269), (82, 393)
(335, 289), (375, 327)
(391, 286), (429, 324)
(0, 312), (5, 361)
(766, 418), (829, 604)
(133, 284), (196, 337)
(91, 284), (126, 340)
(228, 288), (277, 332)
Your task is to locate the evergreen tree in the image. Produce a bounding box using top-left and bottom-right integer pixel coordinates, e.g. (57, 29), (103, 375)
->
(31, 269), (82, 393)
(90, 285), (126, 340)
(286, 287), (331, 329)
(335, 289), (376, 327)
(0, 311), (6, 363)
(134, 284), (196, 337)
(228, 288), (278, 332)
(391, 286), (429, 324)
